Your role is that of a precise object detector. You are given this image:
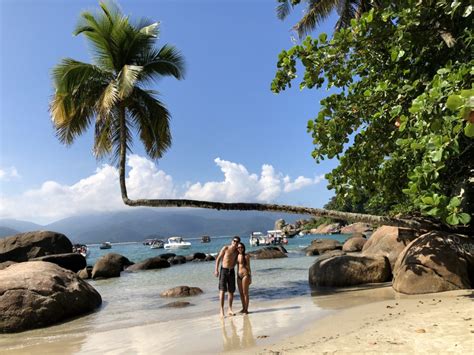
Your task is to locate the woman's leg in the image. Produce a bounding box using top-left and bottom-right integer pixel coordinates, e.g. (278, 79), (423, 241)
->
(237, 277), (245, 312)
(242, 276), (251, 313)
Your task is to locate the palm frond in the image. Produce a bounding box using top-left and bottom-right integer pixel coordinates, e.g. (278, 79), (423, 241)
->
(128, 88), (171, 159)
(93, 113), (113, 159)
(295, 0), (339, 38)
(117, 65), (143, 99)
(336, 0), (357, 30)
(276, 0), (294, 20)
(139, 45), (186, 83)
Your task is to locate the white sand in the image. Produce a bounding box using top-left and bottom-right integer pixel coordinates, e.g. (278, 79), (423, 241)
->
(252, 289), (474, 354)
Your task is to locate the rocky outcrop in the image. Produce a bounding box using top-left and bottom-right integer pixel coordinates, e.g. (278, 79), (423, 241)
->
(310, 223), (341, 235)
(340, 223), (372, 235)
(305, 238), (342, 255)
(342, 234), (367, 252)
(185, 252), (206, 262)
(0, 231), (72, 262)
(91, 253), (133, 279)
(77, 266), (93, 279)
(204, 254), (216, 261)
(30, 253), (86, 273)
(0, 261), (16, 270)
(0, 261), (101, 333)
(309, 255), (391, 287)
(248, 246), (287, 259)
(275, 219), (286, 230)
(126, 257), (170, 271)
(160, 286), (203, 297)
(393, 231), (474, 294)
(168, 255), (186, 265)
(362, 226), (419, 270)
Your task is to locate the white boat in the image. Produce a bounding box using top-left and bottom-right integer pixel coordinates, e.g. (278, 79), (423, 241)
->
(266, 230), (288, 245)
(249, 232), (266, 246)
(150, 240), (164, 249)
(164, 236), (191, 249)
(99, 242), (112, 250)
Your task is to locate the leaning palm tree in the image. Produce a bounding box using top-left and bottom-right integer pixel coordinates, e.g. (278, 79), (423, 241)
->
(276, 0), (381, 38)
(50, 1), (437, 232)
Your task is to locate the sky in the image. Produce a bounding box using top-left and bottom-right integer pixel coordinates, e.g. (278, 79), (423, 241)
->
(0, 0), (338, 224)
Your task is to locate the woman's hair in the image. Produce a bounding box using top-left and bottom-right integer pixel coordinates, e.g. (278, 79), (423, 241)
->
(238, 242), (247, 267)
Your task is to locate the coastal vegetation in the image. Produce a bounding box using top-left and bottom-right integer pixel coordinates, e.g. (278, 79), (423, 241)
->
(50, 1), (472, 232)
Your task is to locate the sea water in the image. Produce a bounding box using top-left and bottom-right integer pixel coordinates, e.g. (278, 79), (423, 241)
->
(0, 234), (357, 353)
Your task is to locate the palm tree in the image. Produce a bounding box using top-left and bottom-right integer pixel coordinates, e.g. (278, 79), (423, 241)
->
(276, 0), (381, 38)
(50, 1), (438, 232)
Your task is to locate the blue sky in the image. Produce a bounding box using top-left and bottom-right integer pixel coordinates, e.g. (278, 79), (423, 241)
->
(0, 0), (338, 223)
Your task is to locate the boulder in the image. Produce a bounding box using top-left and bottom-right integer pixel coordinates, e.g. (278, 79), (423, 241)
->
(162, 301), (193, 308)
(168, 255), (186, 265)
(275, 219), (286, 230)
(30, 253), (86, 273)
(305, 239), (342, 255)
(310, 223), (341, 235)
(158, 253), (176, 259)
(362, 226), (419, 270)
(204, 254), (216, 261)
(248, 247), (287, 259)
(0, 231), (72, 262)
(340, 223), (372, 235)
(393, 231), (474, 294)
(309, 254), (391, 287)
(92, 253), (133, 279)
(342, 235), (367, 252)
(185, 252), (206, 262)
(0, 261), (16, 270)
(77, 266), (93, 279)
(0, 261), (102, 333)
(126, 257), (170, 271)
(160, 286), (203, 297)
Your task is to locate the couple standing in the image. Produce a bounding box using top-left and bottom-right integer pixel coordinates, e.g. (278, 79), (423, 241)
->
(214, 236), (252, 317)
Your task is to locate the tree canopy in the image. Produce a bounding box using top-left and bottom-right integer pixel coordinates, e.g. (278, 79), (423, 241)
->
(272, 0), (473, 227)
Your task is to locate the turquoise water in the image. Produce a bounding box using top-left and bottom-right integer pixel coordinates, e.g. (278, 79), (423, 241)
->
(0, 234), (354, 353)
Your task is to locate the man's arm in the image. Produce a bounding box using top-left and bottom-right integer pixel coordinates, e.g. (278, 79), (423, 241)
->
(214, 246), (226, 277)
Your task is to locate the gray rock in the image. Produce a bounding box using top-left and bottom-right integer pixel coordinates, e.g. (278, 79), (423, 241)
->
(275, 219), (286, 230)
(309, 254), (391, 287)
(248, 247), (287, 259)
(160, 286), (203, 297)
(30, 253), (86, 273)
(305, 239), (342, 255)
(168, 255), (186, 265)
(0, 231), (72, 262)
(92, 253), (133, 279)
(77, 266), (93, 279)
(393, 231), (474, 294)
(0, 261), (17, 270)
(204, 254), (216, 261)
(0, 261), (101, 333)
(126, 257), (170, 271)
(342, 236), (367, 252)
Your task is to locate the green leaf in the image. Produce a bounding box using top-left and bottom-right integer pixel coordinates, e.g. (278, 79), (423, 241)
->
(464, 123), (474, 138)
(446, 214), (459, 225)
(446, 95), (463, 111)
(458, 213), (471, 225)
(449, 196), (461, 207)
(319, 33), (327, 43)
(367, 11), (374, 23)
(421, 196), (434, 205)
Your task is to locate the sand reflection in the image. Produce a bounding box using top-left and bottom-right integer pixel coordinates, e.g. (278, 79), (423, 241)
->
(221, 315), (256, 351)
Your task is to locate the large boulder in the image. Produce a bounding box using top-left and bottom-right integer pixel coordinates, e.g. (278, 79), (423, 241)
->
(0, 231), (72, 262)
(168, 255), (186, 265)
(275, 219), (286, 230)
(393, 231), (474, 294)
(342, 234), (367, 252)
(0, 261), (16, 270)
(185, 252), (206, 262)
(77, 266), (93, 280)
(309, 254), (391, 287)
(160, 286), (203, 297)
(91, 253), (133, 279)
(126, 257), (170, 271)
(0, 261), (102, 333)
(362, 226), (419, 270)
(248, 247), (287, 259)
(340, 223), (372, 235)
(30, 253), (86, 273)
(305, 238), (342, 255)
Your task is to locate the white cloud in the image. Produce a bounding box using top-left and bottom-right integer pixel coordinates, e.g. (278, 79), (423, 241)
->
(0, 166), (20, 181)
(0, 155), (325, 223)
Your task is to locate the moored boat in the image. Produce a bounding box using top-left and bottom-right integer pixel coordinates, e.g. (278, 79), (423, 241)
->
(72, 244), (89, 258)
(150, 239), (165, 249)
(201, 235), (211, 243)
(266, 230), (287, 245)
(249, 232), (266, 246)
(164, 236), (191, 249)
(99, 242), (112, 249)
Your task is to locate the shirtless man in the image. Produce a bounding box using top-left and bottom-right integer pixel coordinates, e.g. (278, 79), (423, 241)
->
(214, 236), (240, 317)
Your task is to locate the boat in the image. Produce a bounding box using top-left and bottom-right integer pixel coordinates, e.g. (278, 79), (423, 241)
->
(266, 230), (286, 245)
(201, 235), (211, 243)
(164, 236), (191, 249)
(150, 239), (165, 249)
(99, 242), (112, 249)
(249, 232), (266, 246)
(72, 244), (89, 258)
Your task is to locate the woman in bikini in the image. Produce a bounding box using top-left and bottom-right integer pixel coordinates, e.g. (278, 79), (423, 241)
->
(236, 242), (251, 314)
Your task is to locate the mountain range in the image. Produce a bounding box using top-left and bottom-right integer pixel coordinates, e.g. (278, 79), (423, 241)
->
(0, 208), (310, 244)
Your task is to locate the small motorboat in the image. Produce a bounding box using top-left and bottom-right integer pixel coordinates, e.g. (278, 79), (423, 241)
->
(266, 230), (285, 245)
(150, 239), (165, 249)
(99, 242), (112, 249)
(201, 235), (211, 243)
(249, 232), (266, 246)
(164, 236), (191, 249)
(72, 244), (89, 258)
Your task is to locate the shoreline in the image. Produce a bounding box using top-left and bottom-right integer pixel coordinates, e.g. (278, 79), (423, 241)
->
(251, 288), (474, 354)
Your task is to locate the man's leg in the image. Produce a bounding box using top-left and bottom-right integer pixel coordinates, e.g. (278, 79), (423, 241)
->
(219, 290), (225, 317)
(228, 292), (235, 316)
